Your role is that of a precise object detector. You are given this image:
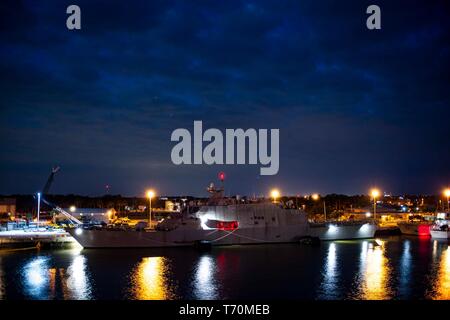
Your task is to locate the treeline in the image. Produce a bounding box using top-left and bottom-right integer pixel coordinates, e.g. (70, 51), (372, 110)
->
(279, 194), (440, 215)
(2, 194), (199, 213)
(1, 193), (441, 215)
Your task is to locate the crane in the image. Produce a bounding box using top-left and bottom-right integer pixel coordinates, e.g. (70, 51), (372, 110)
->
(42, 166), (60, 195)
(36, 166), (82, 225)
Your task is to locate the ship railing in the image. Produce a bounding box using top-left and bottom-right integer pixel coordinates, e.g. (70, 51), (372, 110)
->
(53, 206), (83, 225)
(39, 198), (83, 225)
(311, 220), (375, 226)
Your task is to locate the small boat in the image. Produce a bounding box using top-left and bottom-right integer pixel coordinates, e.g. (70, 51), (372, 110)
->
(308, 221), (377, 241)
(398, 221), (432, 236)
(430, 212), (450, 239)
(0, 227), (75, 248)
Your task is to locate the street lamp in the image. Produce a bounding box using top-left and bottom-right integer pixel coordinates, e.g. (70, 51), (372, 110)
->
(371, 188), (380, 220)
(271, 189), (280, 203)
(444, 188), (450, 211)
(36, 192), (41, 229)
(146, 190), (155, 228)
(312, 194), (327, 221)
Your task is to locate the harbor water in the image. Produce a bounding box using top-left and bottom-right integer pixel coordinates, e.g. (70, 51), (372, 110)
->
(0, 236), (449, 300)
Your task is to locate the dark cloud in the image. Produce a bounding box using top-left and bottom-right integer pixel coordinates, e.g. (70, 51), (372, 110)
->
(0, 0), (449, 196)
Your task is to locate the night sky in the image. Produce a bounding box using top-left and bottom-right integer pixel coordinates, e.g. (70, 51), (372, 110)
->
(1, 0), (449, 197)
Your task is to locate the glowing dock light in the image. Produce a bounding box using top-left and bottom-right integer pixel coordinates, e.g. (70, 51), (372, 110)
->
(444, 188), (450, 211)
(370, 188), (381, 220)
(270, 189), (280, 202)
(359, 223), (371, 233)
(371, 189), (380, 198)
(147, 190), (155, 199)
(311, 193), (327, 221)
(365, 212), (372, 218)
(146, 189), (156, 228)
(36, 192), (41, 227)
(328, 224), (338, 233)
(199, 215), (213, 230)
(69, 206), (76, 212)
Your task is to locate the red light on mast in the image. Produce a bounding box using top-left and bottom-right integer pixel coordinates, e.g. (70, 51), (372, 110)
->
(218, 172), (225, 182)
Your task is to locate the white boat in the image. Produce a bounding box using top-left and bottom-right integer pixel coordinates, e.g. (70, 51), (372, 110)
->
(430, 212), (450, 239)
(308, 221), (377, 240)
(430, 229), (450, 239)
(0, 228), (75, 247)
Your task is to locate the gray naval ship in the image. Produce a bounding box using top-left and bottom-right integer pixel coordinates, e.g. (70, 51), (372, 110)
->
(67, 184), (376, 248)
(67, 184), (309, 248)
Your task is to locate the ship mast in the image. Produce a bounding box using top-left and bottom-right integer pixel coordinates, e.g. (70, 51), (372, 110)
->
(206, 172), (226, 205)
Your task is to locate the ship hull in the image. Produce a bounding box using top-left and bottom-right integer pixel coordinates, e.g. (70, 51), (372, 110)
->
(308, 223), (376, 241)
(430, 230), (450, 239)
(0, 229), (75, 248)
(398, 223), (431, 236)
(67, 224), (309, 248)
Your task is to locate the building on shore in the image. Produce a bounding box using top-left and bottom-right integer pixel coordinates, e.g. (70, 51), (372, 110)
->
(56, 207), (116, 224)
(0, 198), (16, 216)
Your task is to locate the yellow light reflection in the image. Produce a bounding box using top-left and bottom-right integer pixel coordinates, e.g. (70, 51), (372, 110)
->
(432, 246), (450, 300)
(0, 257), (4, 299)
(358, 240), (392, 300)
(130, 257), (176, 300)
(432, 240), (438, 260)
(48, 268), (56, 299)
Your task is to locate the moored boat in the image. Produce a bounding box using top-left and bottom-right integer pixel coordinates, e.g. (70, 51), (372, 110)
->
(430, 212), (450, 239)
(67, 203), (310, 248)
(308, 221), (377, 241)
(67, 184), (310, 248)
(398, 221), (432, 236)
(0, 228), (75, 248)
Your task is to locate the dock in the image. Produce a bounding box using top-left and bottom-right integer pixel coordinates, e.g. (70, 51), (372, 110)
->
(0, 228), (76, 249)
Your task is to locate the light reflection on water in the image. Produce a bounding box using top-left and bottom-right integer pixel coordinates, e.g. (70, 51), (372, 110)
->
(350, 240), (393, 300)
(22, 256), (51, 299)
(128, 256), (177, 300)
(62, 254), (92, 299)
(398, 240), (412, 298)
(20, 249), (93, 300)
(0, 257), (4, 299)
(428, 243), (450, 300)
(193, 255), (219, 299)
(2, 238), (450, 299)
(317, 243), (339, 299)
